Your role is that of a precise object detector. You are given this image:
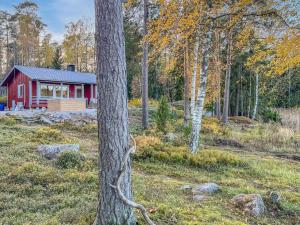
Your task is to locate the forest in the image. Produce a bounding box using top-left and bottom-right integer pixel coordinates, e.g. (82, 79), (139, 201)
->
(0, 0), (299, 225)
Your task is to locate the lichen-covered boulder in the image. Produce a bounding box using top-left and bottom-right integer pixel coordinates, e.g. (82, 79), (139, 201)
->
(192, 183), (221, 195)
(37, 144), (80, 159)
(231, 194), (265, 217)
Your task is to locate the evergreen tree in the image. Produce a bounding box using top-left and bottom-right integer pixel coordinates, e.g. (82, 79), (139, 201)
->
(52, 48), (63, 69)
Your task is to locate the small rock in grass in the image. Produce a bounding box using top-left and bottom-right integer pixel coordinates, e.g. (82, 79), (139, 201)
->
(193, 195), (209, 202)
(37, 144), (80, 159)
(179, 185), (193, 191)
(231, 194), (265, 217)
(40, 116), (53, 125)
(192, 183), (221, 195)
(164, 133), (178, 143)
(269, 191), (281, 204)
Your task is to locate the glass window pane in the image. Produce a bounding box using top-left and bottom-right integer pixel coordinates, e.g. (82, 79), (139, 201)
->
(62, 86), (68, 98)
(55, 86), (61, 97)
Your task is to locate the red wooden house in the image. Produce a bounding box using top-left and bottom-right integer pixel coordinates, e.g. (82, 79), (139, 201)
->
(0, 65), (97, 110)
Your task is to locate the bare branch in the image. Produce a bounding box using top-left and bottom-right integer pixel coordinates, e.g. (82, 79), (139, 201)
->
(110, 135), (156, 225)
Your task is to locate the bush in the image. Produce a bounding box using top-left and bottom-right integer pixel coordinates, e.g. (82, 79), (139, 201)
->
(0, 116), (17, 126)
(0, 96), (7, 104)
(57, 151), (85, 169)
(33, 127), (65, 144)
(156, 96), (170, 133)
(134, 146), (246, 170)
(260, 108), (281, 123)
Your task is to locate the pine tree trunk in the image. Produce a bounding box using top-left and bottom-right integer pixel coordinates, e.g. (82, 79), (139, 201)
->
(252, 73), (259, 120)
(142, 0), (149, 129)
(94, 1), (136, 224)
(215, 30), (222, 120)
(190, 37), (200, 120)
(222, 27), (233, 124)
(247, 74), (252, 118)
(189, 25), (213, 153)
(235, 64), (241, 116)
(184, 42), (190, 126)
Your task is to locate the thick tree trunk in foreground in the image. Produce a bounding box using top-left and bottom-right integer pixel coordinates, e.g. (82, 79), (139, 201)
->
(184, 42), (190, 126)
(142, 0), (149, 129)
(252, 73), (259, 120)
(222, 27), (233, 124)
(94, 1), (135, 224)
(190, 25), (213, 153)
(190, 37), (200, 119)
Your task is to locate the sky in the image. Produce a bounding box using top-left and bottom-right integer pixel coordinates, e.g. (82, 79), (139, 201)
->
(0, 0), (95, 42)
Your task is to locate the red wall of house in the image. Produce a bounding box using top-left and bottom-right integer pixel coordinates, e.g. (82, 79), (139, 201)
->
(7, 71), (31, 109)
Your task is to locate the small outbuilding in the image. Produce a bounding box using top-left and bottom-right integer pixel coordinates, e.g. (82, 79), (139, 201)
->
(0, 65), (97, 110)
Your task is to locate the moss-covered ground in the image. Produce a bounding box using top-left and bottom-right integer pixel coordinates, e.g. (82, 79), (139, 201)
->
(0, 107), (299, 225)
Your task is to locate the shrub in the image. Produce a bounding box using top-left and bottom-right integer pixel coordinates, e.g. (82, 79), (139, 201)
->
(128, 98), (158, 107)
(260, 108), (281, 123)
(33, 127), (64, 144)
(0, 116), (17, 126)
(156, 96), (170, 133)
(135, 135), (163, 149)
(0, 96), (7, 104)
(57, 151), (85, 169)
(134, 146), (246, 170)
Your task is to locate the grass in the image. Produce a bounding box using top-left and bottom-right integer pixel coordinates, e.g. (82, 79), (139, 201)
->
(0, 110), (299, 225)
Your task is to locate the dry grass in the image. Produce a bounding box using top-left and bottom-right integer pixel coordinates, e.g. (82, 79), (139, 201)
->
(277, 108), (300, 132)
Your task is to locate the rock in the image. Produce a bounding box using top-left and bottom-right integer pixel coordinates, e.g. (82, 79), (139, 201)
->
(164, 133), (178, 143)
(40, 116), (53, 125)
(192, 183), (221, 195)
(37, 144), (80, 159)
(231, 194), (265, 217)
(193, 195), (209, 202)
(269, 191), (281, 204)
(179, 185), (192, 191)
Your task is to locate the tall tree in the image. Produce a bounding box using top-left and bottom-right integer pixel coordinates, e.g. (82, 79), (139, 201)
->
(142, 0), (149, 129)
(94, 0), (135, 224)
(52, 47), (63, 69)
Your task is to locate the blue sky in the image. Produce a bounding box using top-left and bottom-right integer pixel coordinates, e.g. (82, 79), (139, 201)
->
(0, 0), (95, 42)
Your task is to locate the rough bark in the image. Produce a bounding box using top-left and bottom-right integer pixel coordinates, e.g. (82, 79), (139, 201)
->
(142, 0), (149, 129)
(94, 1), (136, 224)
(214, 29), (222, 120)
(189, 24), (213, 153)
(184, 42), (190, 126)
(252, 73), (259, 120)
(247, 73), (252, 118)
(190, 37), (200, 119)
(222, 27), (233, 124)
(235, 64), (241, 116)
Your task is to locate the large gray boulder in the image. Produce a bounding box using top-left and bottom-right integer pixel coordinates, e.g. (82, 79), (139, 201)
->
(231, 194), (265, 217)
(37, 144), (80, 159)
(192, 183), (221, 195)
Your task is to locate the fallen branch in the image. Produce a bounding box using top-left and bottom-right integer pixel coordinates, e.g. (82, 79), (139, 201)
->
(110, 135), (156, 225)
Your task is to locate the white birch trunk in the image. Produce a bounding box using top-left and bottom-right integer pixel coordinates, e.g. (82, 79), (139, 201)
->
(252, 73), (259, 120)
(189, 26), (213, 153)
(190, 37), (200, 119)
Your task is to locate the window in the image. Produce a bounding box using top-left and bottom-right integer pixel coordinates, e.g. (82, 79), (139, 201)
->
(41, 84), (54, 97)
(41, 84), (69, 98)
(18, 84), (24, 98)
(75, 86), (83, 98)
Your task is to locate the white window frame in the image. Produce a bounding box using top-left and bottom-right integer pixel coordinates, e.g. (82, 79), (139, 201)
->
(18, 84), (24, 98)
(75, 86), (83, 98)
(40, 83), (69, 99)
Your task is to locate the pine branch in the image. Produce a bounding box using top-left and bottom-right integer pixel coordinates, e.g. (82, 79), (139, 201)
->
(110, 134), (156, 225)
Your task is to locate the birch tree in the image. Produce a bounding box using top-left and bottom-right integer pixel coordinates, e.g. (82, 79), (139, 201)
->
(189, 23), (213, 153)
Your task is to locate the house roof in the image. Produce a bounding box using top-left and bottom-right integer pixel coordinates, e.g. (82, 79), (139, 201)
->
(0, 65), (97, 86)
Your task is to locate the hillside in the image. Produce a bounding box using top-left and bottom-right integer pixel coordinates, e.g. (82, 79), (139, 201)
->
(0, 106), (299, 225)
